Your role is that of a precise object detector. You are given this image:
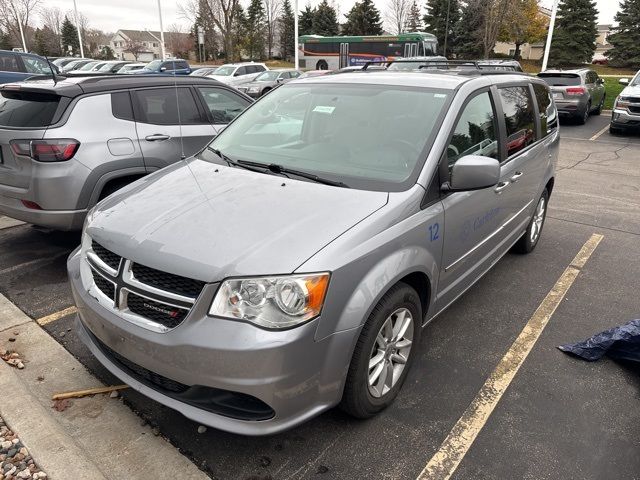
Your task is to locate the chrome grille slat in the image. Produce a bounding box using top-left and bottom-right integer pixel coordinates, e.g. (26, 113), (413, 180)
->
(85, 240), (205, 332)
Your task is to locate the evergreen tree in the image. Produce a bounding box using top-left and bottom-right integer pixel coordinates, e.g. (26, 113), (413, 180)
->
(606, 0), (640, 67)
(405, 1), (423, 32)
(548, 0), (598, 66)
(313, 0), (340, 36)
(231, 5), (248, 61)
(61, 16), (79, 55)
(424, 0), (460, 56)
(193, 0), (218, 61)
(34, 28), (48, 56)
(279, 0), (296, 60)
(0, 31), (11, 51)
(246, 0), (266, 59)
(452, 0), (486, 58)
(299, 5), (316, 36)
(343, 0), (384, 35)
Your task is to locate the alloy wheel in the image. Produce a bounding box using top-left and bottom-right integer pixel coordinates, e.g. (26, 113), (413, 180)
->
(367, 308), (414, 398)
(530, 196), (546, 244)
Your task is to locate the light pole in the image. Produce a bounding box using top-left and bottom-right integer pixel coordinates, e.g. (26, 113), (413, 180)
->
(294, 0), (299, 70)
(11, 2), (27, 52)
(73, 0), (84, 57)
(157, 0), (166, 59)
(541, 0), (560, 72)
(443, 0), (451, 57)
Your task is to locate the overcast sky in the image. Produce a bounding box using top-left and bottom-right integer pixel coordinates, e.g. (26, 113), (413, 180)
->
(45, 0), (619, 34)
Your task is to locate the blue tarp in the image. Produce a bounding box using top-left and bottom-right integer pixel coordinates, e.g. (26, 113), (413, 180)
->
(558, 319), (640, 362)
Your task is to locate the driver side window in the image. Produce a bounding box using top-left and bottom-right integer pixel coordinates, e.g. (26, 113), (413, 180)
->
(447, 92), (498, 169)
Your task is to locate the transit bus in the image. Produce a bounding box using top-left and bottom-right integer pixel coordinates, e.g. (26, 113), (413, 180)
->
(299, 33), (438, 70)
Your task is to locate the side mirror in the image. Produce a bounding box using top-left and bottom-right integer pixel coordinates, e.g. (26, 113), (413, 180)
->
(445, 155), (500, 192)
(597, 78), (604, 85)
(160, 66), (166, 72)
(234, 72), (241, 76)
(276, 78), (284, 83)
(619, 78), (629, 86)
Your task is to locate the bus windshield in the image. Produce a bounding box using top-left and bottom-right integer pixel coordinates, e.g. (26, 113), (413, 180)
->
(199, 83), (450, 191)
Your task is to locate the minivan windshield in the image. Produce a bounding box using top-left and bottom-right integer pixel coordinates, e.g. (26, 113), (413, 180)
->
(199, 83), (450, 191)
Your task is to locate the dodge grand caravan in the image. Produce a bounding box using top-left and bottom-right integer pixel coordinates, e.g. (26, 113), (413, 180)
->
(68, 66), (559, 435)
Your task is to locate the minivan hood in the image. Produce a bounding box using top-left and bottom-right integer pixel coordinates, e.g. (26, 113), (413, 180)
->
(88, 159), (388, 283)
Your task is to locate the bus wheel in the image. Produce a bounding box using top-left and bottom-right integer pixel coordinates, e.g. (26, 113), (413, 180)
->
(316, 60), (328, 70)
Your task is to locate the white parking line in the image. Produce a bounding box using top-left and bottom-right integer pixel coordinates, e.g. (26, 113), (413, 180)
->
(0, 216), (25, 230)
(589, 125), (610, 141)
(416, 233), (604, 480)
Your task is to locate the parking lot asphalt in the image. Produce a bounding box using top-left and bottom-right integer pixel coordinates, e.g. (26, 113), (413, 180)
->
(1, 114), (639, 480)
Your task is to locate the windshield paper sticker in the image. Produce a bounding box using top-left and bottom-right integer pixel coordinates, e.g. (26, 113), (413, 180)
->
(313, 106), (335, 114)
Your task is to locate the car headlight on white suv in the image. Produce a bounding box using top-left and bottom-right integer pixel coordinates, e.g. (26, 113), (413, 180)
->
(209, 273), (330, 329)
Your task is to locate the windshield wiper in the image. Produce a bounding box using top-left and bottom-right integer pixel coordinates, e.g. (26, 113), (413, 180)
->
(236, 160), (349, 188)
(206, 147), (266, 174)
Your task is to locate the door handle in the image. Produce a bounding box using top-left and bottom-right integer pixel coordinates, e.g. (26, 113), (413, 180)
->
(494, 181), (510, 194)
(510, 171), (523, 183)
(145, 134), (170, 142)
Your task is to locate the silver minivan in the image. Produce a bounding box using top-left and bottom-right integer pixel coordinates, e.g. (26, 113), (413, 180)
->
(68, 68), (559, 435)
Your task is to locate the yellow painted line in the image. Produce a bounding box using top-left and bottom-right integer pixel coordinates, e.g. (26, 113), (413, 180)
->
(417, 233), (604, 480)
(36, 306), (78, 326)
(589, 124), (609, 141)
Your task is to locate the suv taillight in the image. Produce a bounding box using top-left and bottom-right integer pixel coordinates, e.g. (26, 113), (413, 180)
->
(565, 87), (586, 95)
(10, 139), (80, 162)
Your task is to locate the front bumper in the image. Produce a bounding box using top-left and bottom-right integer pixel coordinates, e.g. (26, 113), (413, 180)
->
(68, 249), (359, 435)
(611, 108), (640, 129)
(0, 193), (86, 230)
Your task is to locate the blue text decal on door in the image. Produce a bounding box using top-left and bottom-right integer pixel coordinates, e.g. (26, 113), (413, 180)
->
(428, 223), (440, 242)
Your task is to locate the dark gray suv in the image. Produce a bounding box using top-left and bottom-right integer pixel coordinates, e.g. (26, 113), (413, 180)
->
(0, 75), (252, 230)
(538, 68), (606, 124)
(69, 66), (558, 435)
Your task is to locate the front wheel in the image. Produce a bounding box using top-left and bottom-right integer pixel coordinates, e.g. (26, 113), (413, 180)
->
(340, 283), (421, 419)
(513, 189), (549, 254)
(593, 95), (605, 115)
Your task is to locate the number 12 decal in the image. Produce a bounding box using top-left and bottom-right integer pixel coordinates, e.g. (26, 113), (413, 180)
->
(429, 223), (440, 242)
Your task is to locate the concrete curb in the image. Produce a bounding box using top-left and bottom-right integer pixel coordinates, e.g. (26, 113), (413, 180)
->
(0, 294), (208, 480)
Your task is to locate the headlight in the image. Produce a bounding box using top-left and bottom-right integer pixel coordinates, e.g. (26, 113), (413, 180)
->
(616, 96), (631, 109)
(247, 86), (260, 93)
(209, 273), (330, 329)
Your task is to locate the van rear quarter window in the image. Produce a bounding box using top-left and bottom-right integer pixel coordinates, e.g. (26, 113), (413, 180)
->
(0, 91), (61, 127)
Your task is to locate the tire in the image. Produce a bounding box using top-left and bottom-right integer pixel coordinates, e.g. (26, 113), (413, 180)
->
(512, 189), (549, 254)
(593, 95), (605, 115)
(609, 124), (625, 136)
(340, 283), (422, 419)
(576, 103), (590, 125)
(260, 87), (271, 97)
(316, 60), (328, 70)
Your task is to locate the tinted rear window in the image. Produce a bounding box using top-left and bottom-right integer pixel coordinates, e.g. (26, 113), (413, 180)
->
(537, 74), (581, 86)
(0, 91), (61, 127)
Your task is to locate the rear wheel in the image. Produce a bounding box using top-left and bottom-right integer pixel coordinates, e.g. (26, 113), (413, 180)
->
(316, 60), (328, 70)
(593, 95), (605, 115)
(340, 283), (421, 418)
(513, 189), (548, 254)
(576, 103), (590, 125)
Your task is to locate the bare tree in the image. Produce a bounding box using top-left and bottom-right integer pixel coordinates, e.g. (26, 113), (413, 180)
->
(386, 0), (410, 35)
(124, 39), (145, 60)
(177, 0), (199, 24)
(0, 0), (41, 49)
(263, 0), (281, 59)
(40, 5), (63, 52)
(482, 0), (513, 58)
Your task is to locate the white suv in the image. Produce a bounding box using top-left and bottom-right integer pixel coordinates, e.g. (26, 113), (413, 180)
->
(207, 62), (268, 87)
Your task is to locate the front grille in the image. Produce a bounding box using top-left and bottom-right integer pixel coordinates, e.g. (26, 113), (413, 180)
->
(127, 292), (188, 329)
(92, 270), (115, 300)
(91, 241), (122, 271)
(91, 333), (275, 420)
(627, 97), (640, 103)
(131, 262), (205, 298)
(629, 106), (640, 114)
